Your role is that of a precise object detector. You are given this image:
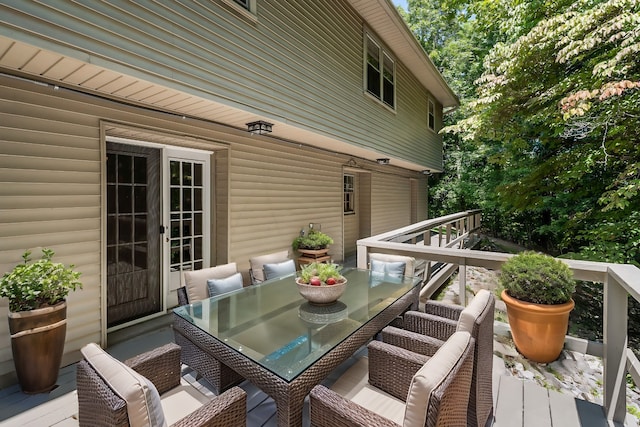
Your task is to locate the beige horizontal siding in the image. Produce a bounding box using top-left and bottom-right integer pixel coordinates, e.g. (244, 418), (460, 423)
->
(371, 173), (412, 235)
(0, 72), (426, 387)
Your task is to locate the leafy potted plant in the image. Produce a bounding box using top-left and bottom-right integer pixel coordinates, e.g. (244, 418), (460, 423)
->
(295, 262), (347, 305)
(0, 248), (82, 393)
(292, 229), (334, 251)
(498, 251), (575, 363)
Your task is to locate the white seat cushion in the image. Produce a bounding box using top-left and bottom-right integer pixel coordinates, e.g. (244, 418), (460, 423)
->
(330, 357), (405, 425)
(160, 378), (210, 426)
(81, 343), (167, 427)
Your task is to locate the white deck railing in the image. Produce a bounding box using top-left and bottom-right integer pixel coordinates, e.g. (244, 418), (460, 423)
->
(357, 212), (640, 425)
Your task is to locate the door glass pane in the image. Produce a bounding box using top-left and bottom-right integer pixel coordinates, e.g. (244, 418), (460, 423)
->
(134, 157), (147, 184)
(168, 158), (206, 273)
(170, 161), (180, 185)
(118, 156), (132, 184)
(134, 187), (147, 212)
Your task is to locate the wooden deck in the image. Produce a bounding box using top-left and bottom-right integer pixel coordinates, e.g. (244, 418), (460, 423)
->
(0, 319), (623, 427)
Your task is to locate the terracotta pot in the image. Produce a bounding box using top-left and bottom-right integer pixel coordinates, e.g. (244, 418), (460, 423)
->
(8, 301), (67, 393)
(501, 290), (574, 363)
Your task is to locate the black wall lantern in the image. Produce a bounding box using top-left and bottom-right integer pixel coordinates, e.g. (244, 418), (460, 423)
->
(246, 120), (273, 135)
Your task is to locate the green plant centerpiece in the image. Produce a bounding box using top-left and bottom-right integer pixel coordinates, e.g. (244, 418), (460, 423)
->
(296, 262), (347, 305)
(292, 229), (334, 251)
(498, 251), (576, 363)
(0, 248), (82, 393)
(297, 262), (345, 286)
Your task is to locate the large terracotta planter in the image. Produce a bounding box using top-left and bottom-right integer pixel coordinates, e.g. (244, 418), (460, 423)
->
(501, 290), (574, 363)
(8, 301), (67, 393)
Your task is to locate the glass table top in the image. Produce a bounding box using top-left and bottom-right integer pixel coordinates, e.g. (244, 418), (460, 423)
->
(173, 268), (420, 381)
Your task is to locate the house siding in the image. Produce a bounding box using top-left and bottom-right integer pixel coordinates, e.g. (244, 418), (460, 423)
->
(0, 74), (426, 386)
(0, 0), (443, 170)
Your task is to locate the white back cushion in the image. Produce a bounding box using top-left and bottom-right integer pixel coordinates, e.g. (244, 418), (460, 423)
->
(81, 343), (167, 427)
(249, 250), (289, 283)
(403, 331), (471, 427)
(183, 262), (238, 302)
(456, 289), (492, 333)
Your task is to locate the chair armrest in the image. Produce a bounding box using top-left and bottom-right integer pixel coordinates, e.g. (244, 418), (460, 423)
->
(367, 340), (428, 401)
(381, 326), (445, 357)
(125, 343), (181, 395)
(310, 385), (398, 427)
(423, 300), (464, 320)
(173, 386), (247, 427)
(404, 311), (458, 341)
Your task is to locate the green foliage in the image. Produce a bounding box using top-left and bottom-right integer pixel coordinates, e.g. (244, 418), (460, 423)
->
(499, 251), (575, 304)
(292, 229), (334, 251)
(0, 248), (82, 312)
(407, 0), (640, 266)
(298, 262), (343, 284)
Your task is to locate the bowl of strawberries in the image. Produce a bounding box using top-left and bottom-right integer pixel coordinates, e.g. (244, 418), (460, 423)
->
(295, 262), (347, 305)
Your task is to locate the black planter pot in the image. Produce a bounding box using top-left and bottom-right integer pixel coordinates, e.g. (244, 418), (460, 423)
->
(8, 301), (67, 394)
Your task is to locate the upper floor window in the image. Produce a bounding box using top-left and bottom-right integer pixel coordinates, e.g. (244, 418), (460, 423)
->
(428, 98), (435, 131)
(365, 34), (395, 109)
(222, 0), (257, 15)
(344, 174), (355, 214)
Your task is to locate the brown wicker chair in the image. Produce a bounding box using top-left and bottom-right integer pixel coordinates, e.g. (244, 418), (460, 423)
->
(382, 289), (495, 427)
(175, 263), (245, 394)
(310, 331), (474, 427)
(76, 342), (247, 427)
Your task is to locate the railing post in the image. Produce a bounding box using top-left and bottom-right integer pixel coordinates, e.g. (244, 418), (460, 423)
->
(356, 243), (368, 270)
(603, 269), (628, 424)
(459, 260), (467, 306)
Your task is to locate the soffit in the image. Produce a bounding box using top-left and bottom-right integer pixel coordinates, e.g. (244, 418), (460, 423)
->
(0, 35), (438, 173)
(347, 0), (459, 108)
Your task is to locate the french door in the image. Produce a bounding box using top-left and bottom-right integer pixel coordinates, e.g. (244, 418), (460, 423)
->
(164, 149), (211, 294)
(106, 143), (161, 327)
(106, 141), (211, 328)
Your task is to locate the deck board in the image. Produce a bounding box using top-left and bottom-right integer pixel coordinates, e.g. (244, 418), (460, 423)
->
(523, 380), (551, 427)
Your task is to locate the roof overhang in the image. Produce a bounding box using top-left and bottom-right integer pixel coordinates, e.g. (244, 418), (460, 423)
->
(347, 0), (459, 108)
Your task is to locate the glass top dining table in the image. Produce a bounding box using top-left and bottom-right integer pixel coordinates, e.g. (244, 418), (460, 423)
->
(173, 268), (420, 382)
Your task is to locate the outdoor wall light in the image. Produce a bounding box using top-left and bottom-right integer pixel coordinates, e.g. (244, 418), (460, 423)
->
(421, 169), (432, 176)
(246, 120), (273, 135)
(376, 158), (390, 165)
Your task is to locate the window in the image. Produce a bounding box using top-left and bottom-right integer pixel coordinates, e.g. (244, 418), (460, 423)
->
(365, 34), (395, 109)
(221, 0), (256, 15)
(344, 175), (355, 214)
(428, 98), (435, 131)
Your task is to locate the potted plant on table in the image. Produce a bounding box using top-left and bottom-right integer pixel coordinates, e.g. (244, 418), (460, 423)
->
(295, 262), (347, 305)
(0, 248), (82, 393)
(498, 251), (575, 363)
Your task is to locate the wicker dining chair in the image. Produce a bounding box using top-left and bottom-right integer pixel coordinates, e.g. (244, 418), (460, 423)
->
(382, 289), (495, 427)
(76, 342), (246, 427)
(310, 331), (475, 427)
(248, 250), (293, 285)
(178, 262), (242, 306)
